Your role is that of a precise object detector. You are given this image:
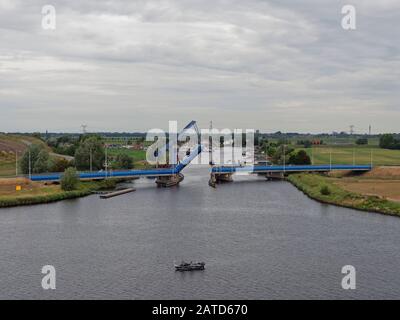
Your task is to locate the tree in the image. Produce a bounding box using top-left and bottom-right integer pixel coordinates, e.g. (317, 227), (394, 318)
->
(355, 138), (368, 145)
(303, 140), (312, 148)
(260, 139), (269, 150)
(20, 144), (43, 174)
(266, 144), (277, 157)
(74, 136), (105, 170)
(60, 167), (78, 191)
(33, 149), (50, 173)
(320, 185), (331, 195)
(379, 134), (400, 150)
(48, 157), (72, 172)
(288, 150), (311, 165)
(113, 153), (133, 169)
(272, 145), (294, 164)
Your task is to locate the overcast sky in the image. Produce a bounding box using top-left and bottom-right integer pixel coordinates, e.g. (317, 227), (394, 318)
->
(0, 0), (399, 133)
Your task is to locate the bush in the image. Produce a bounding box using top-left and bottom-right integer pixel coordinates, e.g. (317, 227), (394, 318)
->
(60, 167), (78, 191)
(49, 157), (72, 172)
(113, 152), (133, 169)
(97, 179), (117, 190)
(356, 138), (368, 145)
(288, 150), (311, 165)
(320, 185), (331, 196)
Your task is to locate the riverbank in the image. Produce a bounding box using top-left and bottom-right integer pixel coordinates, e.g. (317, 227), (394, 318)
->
(0, 178), (120, 208)
(287, 168), (400, 216)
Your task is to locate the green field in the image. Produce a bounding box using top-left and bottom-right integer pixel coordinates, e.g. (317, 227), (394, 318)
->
(288, 173), (400, 216)
(108, 146), (400, 167)
(296, 146), (400, 166)
(107, 148), (146, 162)
(108, 148), (172, 169)
(0, 179), (119, 208)
(0, 134), (49, 177)
(264, 135), (380, 146)
(108, 145), (400, 166)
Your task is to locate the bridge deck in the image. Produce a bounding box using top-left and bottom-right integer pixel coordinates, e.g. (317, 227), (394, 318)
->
(30, 144), (203, 182)
(212, 164), (372, 174)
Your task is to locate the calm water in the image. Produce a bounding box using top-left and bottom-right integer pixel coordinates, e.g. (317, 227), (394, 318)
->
(1, 166), (400, 299)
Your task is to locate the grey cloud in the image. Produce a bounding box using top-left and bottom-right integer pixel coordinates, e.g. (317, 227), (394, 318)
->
(0, 0), (399, 133)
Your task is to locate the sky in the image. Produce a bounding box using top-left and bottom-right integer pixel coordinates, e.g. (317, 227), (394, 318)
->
(0, 0), (399, 133)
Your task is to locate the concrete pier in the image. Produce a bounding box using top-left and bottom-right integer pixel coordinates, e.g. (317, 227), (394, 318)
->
(214, 173), (234, 183)
(156, 173), (184, 187)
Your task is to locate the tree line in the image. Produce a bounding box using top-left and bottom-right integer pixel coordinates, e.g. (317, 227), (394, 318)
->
(20, 134), (134, 175)
(379, 134), (400, 150)
(259, 139), (311, 165)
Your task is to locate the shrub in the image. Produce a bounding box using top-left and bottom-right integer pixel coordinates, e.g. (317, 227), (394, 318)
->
(60, 167), (78, 191)
(97, 179), (117, 190)
(320, 185), (331, 196)
(288, 150), (311, 165)
(113, 152), (133, 169)
(49, 157), (72, 172)
(356, 138), (368, 145)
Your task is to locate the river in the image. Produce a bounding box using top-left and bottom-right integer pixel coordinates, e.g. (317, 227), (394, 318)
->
(1, 166), (399, 299)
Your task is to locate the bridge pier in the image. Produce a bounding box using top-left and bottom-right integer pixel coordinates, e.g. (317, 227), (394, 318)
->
(214, 173), (234, 183)
(208, 174), (216, 187)
(155, 173), (184, 187)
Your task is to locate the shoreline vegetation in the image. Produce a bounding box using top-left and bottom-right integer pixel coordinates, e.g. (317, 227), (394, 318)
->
(0, 168), (399, 215)
(287, 168), (400, 217)
(1, 134), (400, 212)
(0, 178), (123, 208)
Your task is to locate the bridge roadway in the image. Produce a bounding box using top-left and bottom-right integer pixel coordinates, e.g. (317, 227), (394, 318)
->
(30, 144), (202, 182)
(28, 115), (372, 183)
(31, 163), (372, 182)
(212, 164), (372, 174)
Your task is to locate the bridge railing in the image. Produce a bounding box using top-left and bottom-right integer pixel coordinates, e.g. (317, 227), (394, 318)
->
(211, 164), (373, 174)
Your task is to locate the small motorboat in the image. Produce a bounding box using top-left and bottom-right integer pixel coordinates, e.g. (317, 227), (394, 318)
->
(174, 261), (205, 272)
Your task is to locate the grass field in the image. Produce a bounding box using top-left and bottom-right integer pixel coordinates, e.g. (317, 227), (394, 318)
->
(337, 180), (400, 203)
(329, 167), (400, 203)
(0, 178), (59, 198)
(288, 171), (400, 216)
(265, 135), (381, 146)
(108, 145), (400, 166)
(0, 178), (119, 208)
(107, 148), (146, 163)
(0, 134), (50, 177)
(296, 146), (400, 166)
(0, 160), (16, 176)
